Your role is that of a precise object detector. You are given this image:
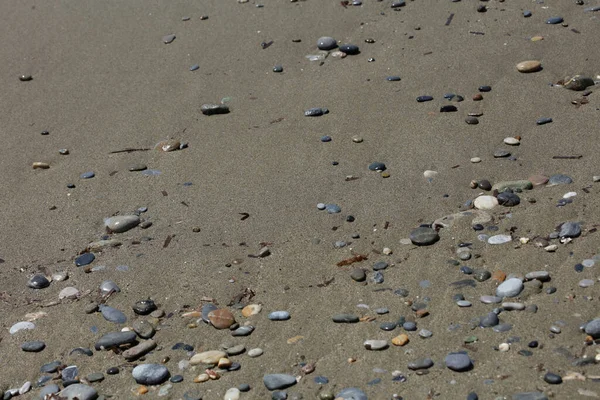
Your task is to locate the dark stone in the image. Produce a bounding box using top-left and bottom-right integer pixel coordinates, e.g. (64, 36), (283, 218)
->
(332, 314), (360, 323)
(273, 65), (283, 73)
(133, 299), (157, 315)
(478, 86), (491, 92)
(440, 105), (458, 112)
(27, 274), (50, 289)
(478, 180), (492, 191)
(70, 347), (94, 357)
(339, 44), (359, 55)
(536, 117), (553, 125)
(409, 227), (439, 246)
(546, 16), (564, 24)
(201, 104), (230, 116)
(543, 372), (562, 384)
(21, 340), (45, 352)
(373, 261), (388, 271)
(497, 192), (520, 206)
(386, 76), (401, 81)
(416, 95), (433, 102)
(304, 107), (327, 117)
(95, 331), (137, 350)
(75, 253), (95, 267)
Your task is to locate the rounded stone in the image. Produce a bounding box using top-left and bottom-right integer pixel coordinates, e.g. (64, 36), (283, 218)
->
(497, 192), (520, 207)
(409, 227), (439, 246)
(548, 174), (573, 186)
(162, 34), (176, 44)
(248, 348), (264, 357)
(80, 171), (95, 179)
(21, 340), (46, 352)
(465, 116), (479, 125)
(208, 308), (236, 329)
(99, 305), (127, 324)
(317, 37), (337, 50)
(27, 274), (50, 289)
(364, 339), (388, 350)
(368, 162), (386, 171)
(10, 321), (35, 334)
(445, 352), (473, 371)
(350, 269), (366, 282)
(474, 195), (498, 210)
(497, 278), (524, 298)
(339, 44), (359, 55)
(584, 319), (600, 338)
(94, 331), (137, 350)
(104, 215), (140, 233)
(544, 372), (562, 384)
(332, 314), (359, 323)
(263, 374), (297, 391)
(336, 388), (367, 400)
(133, 299), (157, 315)
(132, 364), (169, 385)
(517, 60), (542, 73)
(408, 358), (434, 370)
(190, 350), (227, 365)
(559, 221), (581, 238)
(268, 311), (291, 321)
(75, 253), (95, 267)
(58, 384), (98, 400)
(504, 137), (520, 145)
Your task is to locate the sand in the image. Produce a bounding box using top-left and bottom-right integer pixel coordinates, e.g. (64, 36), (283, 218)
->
(1, 0), (600, 398)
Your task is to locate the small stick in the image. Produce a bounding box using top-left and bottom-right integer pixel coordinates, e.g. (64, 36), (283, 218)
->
(469, 31), (485, 35)
(109, 148), (150, 154)
(552, 155), (582, 159)
(163, 235), (173, 248)
(445, 13), (454, 26)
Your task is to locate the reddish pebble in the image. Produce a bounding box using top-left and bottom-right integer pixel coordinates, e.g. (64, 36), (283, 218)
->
(473, 93), (483, 101)
(208, 309), (236, 329)
(492, 270), (507, 283)
(528, 174), (549, 187)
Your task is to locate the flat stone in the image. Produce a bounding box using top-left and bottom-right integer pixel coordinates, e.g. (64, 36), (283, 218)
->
(368, 162), (386, 171)
(99, 305), (127, 324)
(224, 388), (241, 400)
(10, 321), (35, 334)
(104, 215), (140, 233)
(75, 253), (95, 267)
(268, 311), (291, 321)
(502, 302), (525, 311)
(564, 75), (595, 91)
(350, 269), (366, 282)
(546, 16), (563, 24)
(488, 234), (512, 245)
(241, 304), (262, 317)
(263, 374), (297, 391)
(408, 358), (434, 370)
(201, 104), (230, 115)
(163, 34), (176, 44)
(190, 350), (227, 365)
(231, 326), (255, 336)
(445, 352), (473, 371)
(492, 180), (533, 192)
(525, 271), (550, 282)
(336, 388), (368, 400)
(504, 137), (520, 145)
(58, 384), (98, 400)
(37, 384), (60, 399)
(248, 348), (264, 357)
(480, 295), (502, 304)
(225, 344), (246, 356)
(21, 341), (45, 352)
(132, 364), (170, 385)
(325, 204), (341, 214)
(548, 174), (573, 186)
(86, 373), (105, 383)
(528, 175), (549, 186)
(409, 227), (439, 246)
(123, 340), (157, 360)
(304, 107), (327, 116)
(493, 149), (511, 158)
(317, 36), (337, 50)
(474, 195), (498, 210)
(95, 331), (137, 350)
(559, 221), (581, 238)
(129, 163), (147, 171)
(208, 308), (236, 329)
(133, 299), (157, 315)
(364, 340), (388, 350)
(27, 275), (50, 289)
(517, 60), (542, 73)
(497, 278), (524, 297)
(332, 314), (359, 323)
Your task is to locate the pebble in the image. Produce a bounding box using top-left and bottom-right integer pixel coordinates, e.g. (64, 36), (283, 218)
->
(487, 234), (512, 245)
(503, 137), (520, 145)
(104, 215), (140, 233)
(242, 303), (262, 317)
(123, 340), (157, 360)
(32, 162), (50, 169)
(224, 388), (241, 400)
(189, 64), (199, 71)
(201, 104), (230, 115)
(75, 253), (95, 267)
(21, 340), (45, 352)
(497, 278), (524, 297)
(37, 384), (60, 399)
(317, 37), (337, 50)
(445, 352), (473, 371)
(417, 95), (434, 102)
(208, 308), (236, 329)
(248, 348), (264, 357)
(27, 274), (50, 289)
(497, 192), (520, 207)
(268, 311), (291, 321)
(386, 76), (401, 81)
(263, 374), (297, 391)
(536, 117), (552, 125)
(336, 388), (367, 400)
(99, 305), (127, 324)
(304, 107), (327, 117)
(408, 358), (434, 370)
(80, 171), (95, 179)
(512, 393), (548, 400)
(95, 331), (137, 350)
(350, 269), (366, 282)
(58, 384), (98, 400)
(585, 319), (600, 338)
(132, 364), (170, 385)
(19, 74), (33, 81)
(325, 204), (341, 214)
(364, 340), (388, 350)
(332, 314), (359, 323)
(133, 299), (157, 315)
(516, 60), (542, 73)
(368, 162), (386, 171)
(339, 44), (359, 55)
(546, 17), (564, 24)
(493, 180), (533, 192)
(10, 321), (35, 334)
(190, 350), (227, 365)
(162, 34), (176, 44)
(493, 149), (511, 158)
(409, 227), (439, 246)
(474, 195), (498, 210)
(559, 221), (581, 237)
(232, 325), (255, 336)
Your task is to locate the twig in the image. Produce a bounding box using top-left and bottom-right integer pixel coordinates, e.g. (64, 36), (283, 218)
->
(109, 148), (150, 154)
(445, 13), (454, 26)
(552, 155), (582, 159)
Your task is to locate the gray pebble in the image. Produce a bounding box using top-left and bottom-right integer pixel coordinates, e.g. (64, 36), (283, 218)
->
(99, 305), (127, 324)
(104, 215), (140, 233)
(163, 34), (176, 44)
(36, 384), (60, 400)
(268, 311), (291, 321)
(27, 275), (50, 289)
(132, 364), (170, 385)
(263, 374), (297, 391)
(480, 295), (502, 304)
(95, 331), (137, 350)
(548, 174), (573, 186)
(408, 358), (434, 370)
(559, 221), (581, 238)
(132, 320), (155, 339)
(480, 312), (499, 327)
(350, 269), (366, 282)
(317, 36), (337, 50)
(201, 104), (230, 115)
(21, 341), (45, 352)
(409, 227), (439, 246)
(512, 392), (548, 400)
(445, 352), (473, 371)
(336, 388), (367, 400)
(332, 314), (359, 323)
(496, 278), (524, 298)
(231, 325), (255, 336)
(58, 384), (98, 400)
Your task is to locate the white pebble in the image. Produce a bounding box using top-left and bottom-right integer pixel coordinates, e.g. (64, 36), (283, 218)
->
(224, 388), (240, 400)
(544, 244), (558, 252)
(563, 192), (577, 199)
(470, 157), (482, 163)
(474, 195), (498, 210)
(248, 348), (264, 358)
(382, 247), (393, 255)
(424, 170), (438, 179)
(499, 343), (510, 352)
(503, 137), (520, 145)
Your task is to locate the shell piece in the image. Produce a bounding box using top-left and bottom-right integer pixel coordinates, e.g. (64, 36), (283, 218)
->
(154, 139), (181, 152)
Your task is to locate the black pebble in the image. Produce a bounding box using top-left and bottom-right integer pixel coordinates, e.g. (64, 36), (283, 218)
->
(544, 372), (563, 384)
(467, 393), (479, 400)
(416, 95), (433, 102)
(106, 367), (119, 375)
(546, 287), (557, 294)
(346, 215), (355, 222)
(21, 341), (46, 352)
(440, 105), (458, 112)
(170, 375), (184, 383)
(273, 65), (283, 73)
(478, 86), (491, 92)
(172, 342), (194, 352)
(339, 44), (360, 55)
(41, 130), (49, 135)
(472, 224), (484, 231)
(27, 274), (50, 289)
(75, 252), (95, 267)
(528, 340), (539, 348)
(477, 5), (487, 12)
(19, 74), (33, 81)
(575, 263), (584, 272)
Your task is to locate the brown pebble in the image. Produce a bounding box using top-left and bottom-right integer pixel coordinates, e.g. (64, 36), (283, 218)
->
(287, 335), (304, 344)
(492, 270), (506, 283)
(194, 373), (209, 383)
(241, 304), (262, 317)
(516, 60), (542, 73)
(528, 174), (549, 186)
(32, 162), (50, 169)
(415, 309), (429, 318)
(206, 369), (220, 380)
(217, 358), (232, 368)
(472, 93), (483, 101)
(192, 227), (201, 232)
(392, 334), (409, 346)
(208, 308), (236, 329)
(136, 386), (148, 395)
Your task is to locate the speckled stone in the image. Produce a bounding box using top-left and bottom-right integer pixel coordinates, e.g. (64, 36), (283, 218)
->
(132, 364), (169, 385)
(409, 227), (439, 246)
(516, 60), (542, 73)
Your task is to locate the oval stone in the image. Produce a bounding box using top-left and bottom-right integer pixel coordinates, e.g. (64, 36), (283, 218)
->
(132, 364), (169, 385)
(317, 36), (337, 50)
(516, 60), (542, 73)
(409, 227), (439, 246)
(268, 311), (291, 321)
(263, 374), (297, 391)
(496, 278), (524, 298)
(474, 195), (498, 210)
(364, 340), (388, 350)
(445, 352), (473, 371)
(104, 215), (140, 233)
(208, 308), (236, 329)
